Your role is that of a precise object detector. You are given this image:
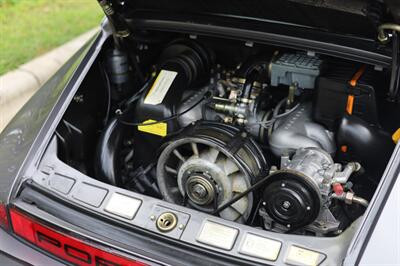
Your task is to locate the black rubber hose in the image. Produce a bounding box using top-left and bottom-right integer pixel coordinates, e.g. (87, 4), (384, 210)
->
(118, 94), (208, 127)
(389, 31), (399, 100)
(94, 117), (126, 186)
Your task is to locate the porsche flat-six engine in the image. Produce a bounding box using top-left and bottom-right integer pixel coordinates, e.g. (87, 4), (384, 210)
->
(58, 38), (395, 237)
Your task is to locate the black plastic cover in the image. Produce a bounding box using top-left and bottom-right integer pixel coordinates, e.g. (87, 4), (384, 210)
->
(133, 40), (212, 165)
(313, 65), (379, 130)
(337, 115), (395, 179)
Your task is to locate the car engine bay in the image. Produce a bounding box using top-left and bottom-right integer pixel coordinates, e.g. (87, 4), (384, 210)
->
(54, 33), (398, 239)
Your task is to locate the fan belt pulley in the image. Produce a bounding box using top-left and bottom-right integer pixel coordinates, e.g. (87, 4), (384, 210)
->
(156, 121), (268, 222)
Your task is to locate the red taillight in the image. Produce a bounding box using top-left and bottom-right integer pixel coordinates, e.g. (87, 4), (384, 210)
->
(9, 208), (147, 266)
(0, 203), (9, 230)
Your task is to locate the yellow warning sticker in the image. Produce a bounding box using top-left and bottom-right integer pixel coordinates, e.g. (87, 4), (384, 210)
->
(138, 119), (167, 137)
(392, 128), (400, 144)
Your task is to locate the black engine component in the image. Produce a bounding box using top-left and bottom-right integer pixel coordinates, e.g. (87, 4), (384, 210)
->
(95, 117), (126, 186)
(135, 40), (212, 132)
(132, 40), (213, 164)
(337, 114), (395, 179)
(105, 48), (134, 101)
(156, 121), (268, 222)
(262, 172), (320, 229)
(77, 36), (395, 236)
(313, 64), (379, 130)
(56, 116), (97, 174)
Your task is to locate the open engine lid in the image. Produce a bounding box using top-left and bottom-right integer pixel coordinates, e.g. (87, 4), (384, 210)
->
(103, 0), (399, 39)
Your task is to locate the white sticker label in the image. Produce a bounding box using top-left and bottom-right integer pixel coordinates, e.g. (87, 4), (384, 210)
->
(104, 193), (142, 220)
(144, 70), (178, 105)
(240, 233), (281, 261)
(286, 246), (321, 266)
(196, 221), (238, 250)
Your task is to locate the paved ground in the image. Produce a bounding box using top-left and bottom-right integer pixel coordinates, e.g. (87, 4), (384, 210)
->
(0, 28), (99, 133)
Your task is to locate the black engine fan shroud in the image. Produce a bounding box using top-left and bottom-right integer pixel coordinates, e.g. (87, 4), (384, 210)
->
(262, 171), (321, 229)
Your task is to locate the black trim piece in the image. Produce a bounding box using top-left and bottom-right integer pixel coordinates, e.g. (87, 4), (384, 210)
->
(126, 16), (392, 67)
(16, 184), (266, 266)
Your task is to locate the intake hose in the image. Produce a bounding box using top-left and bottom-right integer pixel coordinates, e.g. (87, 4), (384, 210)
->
(94, 117), (126, 186)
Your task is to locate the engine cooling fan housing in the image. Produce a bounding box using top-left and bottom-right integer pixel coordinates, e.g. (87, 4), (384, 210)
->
(156, 121), (268, 222)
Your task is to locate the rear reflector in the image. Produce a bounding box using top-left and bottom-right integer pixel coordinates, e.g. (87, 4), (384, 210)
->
(0, 203), (9, 230)
(9, 208), (147, 266)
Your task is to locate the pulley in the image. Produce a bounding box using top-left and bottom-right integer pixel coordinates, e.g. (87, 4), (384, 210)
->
(156, 121), (268, 222)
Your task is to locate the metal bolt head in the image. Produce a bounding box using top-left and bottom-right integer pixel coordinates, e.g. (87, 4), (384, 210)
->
(378, 31), (389, 44)
(192, 184), (207, 198)
(262, 201), (266, 206)
(150, 215), (156, 221)
(178, 224), (185, 230)
(282, 201), (291, 209)
(270, 166), (278, 173)
(281, 183), (286, 187)
(345, 192), (354, 205)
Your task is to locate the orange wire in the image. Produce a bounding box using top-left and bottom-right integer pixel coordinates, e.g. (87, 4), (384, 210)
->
(350, 65), (366, 87)
(346, 65), (366, 114)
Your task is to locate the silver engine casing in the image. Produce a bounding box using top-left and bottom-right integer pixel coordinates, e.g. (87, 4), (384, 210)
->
(269, 103), (336, 157)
